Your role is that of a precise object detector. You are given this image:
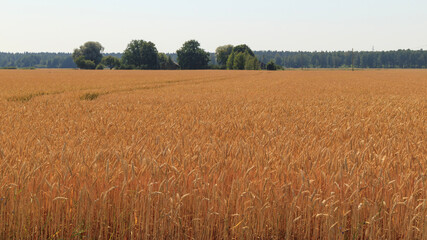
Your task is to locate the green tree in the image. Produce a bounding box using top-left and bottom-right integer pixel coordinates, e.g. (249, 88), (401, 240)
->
(232, 44), (255, 56)
(122, 40), (159, 69)
(72, 41), (104, 69)
(215, 45), (233, 67)
(233, 52), (245, 70)
(176, 40), (210, 69)
(226, 44), (260, 70)
(266, 60), (277, 70)
(101, 56), (121, 70)
(226, 52), (235, 70)
(74, 56), (96, 69)
(244, 54), (261, 70)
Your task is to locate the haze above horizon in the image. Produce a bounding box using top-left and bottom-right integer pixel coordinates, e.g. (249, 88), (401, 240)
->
(1, 0), (426, 53)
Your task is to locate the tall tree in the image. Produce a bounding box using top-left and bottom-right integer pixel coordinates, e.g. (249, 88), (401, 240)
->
(225, 44), (259, 70)
(233, 52), (246, 70)
(226, 52), (235, 70)
(244, 54), (261, 70)
(232, 44), (255, 56)
(215, 45), (233, 67)
(72, 41), (104, 69)
(176, 40), (210, 69)
(122, 40), (159, 69)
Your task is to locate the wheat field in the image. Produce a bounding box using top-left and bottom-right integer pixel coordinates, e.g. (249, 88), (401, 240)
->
(0, 69), (426, 239)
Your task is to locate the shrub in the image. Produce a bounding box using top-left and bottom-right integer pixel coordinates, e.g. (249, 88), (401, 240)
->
(266, 61), (277, 70)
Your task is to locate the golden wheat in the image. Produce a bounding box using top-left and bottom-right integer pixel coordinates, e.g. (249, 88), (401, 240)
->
(0, 69), (426, 239)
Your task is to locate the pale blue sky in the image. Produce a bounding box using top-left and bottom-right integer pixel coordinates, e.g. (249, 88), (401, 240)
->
(1, 0), (426, 53)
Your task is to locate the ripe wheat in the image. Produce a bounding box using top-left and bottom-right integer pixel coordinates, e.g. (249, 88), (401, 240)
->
(0, 69), (425, 239)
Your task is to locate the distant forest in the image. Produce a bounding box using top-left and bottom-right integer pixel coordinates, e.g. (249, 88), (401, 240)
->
(1, 49), (427, 69)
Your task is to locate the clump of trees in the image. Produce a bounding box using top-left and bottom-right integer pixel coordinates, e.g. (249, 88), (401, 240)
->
(176, 40), (210, 69)
(215, 45), (233, 68)
(72, 42), (104, 69)
(121, 40), (159, 69)
(217, 44), (261, 70)
(68, 40), (264, 70)
(70, 40), (264, 70)
(72, 40), (179, 70)
(266, 60), (282, 70)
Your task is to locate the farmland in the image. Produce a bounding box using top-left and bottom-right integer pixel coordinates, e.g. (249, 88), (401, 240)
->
(0, 69), (426, 239)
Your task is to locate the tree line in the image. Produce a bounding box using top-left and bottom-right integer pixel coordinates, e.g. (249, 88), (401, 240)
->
(0, 52), (76, 69)
(1, 41), (427, 69)
(255, 49), (427, 69)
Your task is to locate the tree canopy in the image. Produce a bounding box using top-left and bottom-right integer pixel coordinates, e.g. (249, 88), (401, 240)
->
(122, 40), (159, 69)
(72, 41), (104, 69)
(101, 56), (121, 70)
(232, 44), (255, 56)
(225, 44), (260, 70)
(215, 45), (233, 67)
(176, 40), (210, 69)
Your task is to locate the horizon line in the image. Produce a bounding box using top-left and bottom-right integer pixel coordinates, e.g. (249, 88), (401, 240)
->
(1, 48), (426, 55)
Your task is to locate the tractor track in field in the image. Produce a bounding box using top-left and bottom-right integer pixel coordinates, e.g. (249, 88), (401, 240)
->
(6, 72), (264, 102)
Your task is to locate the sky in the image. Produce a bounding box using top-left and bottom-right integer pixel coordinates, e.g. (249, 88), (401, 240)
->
(1, 0), (427, 53)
